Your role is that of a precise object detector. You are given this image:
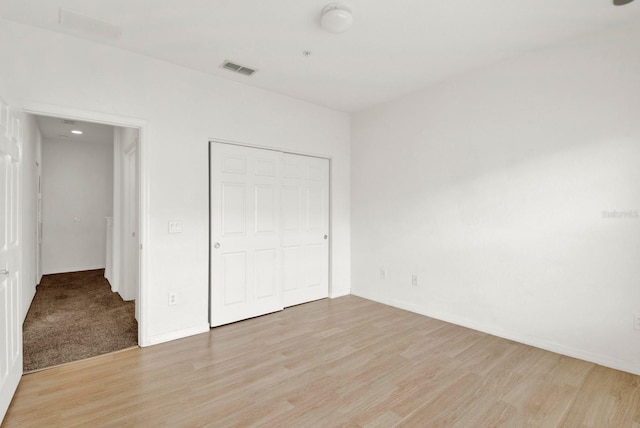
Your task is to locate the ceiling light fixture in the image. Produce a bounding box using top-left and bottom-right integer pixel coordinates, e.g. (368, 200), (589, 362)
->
(321, 3), (353, 33)
(71, 130), (83, 135)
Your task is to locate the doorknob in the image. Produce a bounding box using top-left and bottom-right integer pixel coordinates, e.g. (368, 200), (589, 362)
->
(214, 242), (221, 249)
(324, 235), (328, 240)
(0, 269), (8, 276)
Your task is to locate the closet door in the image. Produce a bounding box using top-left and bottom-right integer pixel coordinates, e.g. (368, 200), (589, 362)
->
(281, 154), (329, 307)
(210, 143), (282, 327)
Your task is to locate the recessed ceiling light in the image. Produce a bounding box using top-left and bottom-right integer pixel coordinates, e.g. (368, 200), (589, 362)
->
(71, 130), (83, 135)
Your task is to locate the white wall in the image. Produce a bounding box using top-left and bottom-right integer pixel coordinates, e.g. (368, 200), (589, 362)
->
(41, 138), (114, 274)
(351, 24), (640, 375)
(0, 18), (351, 345)
(20, 113), (41, 320)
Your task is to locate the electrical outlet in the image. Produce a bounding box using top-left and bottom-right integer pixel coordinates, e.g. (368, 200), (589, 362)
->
(168, 293), (177, 306)
(634, 313), (640, 330)
(412, 275), (418, 286)
(380, 269), (387, 279)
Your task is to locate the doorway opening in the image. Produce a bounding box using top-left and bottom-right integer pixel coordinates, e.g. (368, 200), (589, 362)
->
(22, 111), (145, 371)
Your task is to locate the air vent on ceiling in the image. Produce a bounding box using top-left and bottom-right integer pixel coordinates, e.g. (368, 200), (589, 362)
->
(221, 60), (257, 77)
(59, 8), (123, 41)
(62, 119), (76, 125)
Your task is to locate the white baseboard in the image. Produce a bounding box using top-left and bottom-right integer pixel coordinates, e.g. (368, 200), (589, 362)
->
(330, 289), (351, 299)
(143, 323), (210, 347)
(351, 289), (640, 376)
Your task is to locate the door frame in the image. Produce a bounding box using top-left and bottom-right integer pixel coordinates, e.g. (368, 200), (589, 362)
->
(208, 138), (333, 324)
(23, 102), (150, 346)
(35, 160), (42, 285)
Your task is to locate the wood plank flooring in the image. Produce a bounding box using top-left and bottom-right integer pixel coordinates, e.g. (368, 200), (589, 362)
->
(3, 296), (640, 427)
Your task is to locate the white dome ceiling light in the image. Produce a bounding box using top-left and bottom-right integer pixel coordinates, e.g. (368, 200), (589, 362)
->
(320, 3), (353, 33)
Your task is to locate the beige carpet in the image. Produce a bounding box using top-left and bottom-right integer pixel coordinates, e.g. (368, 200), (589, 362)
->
(23, 269), (138, 372)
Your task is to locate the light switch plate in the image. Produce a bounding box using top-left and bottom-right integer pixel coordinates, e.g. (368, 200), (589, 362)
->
(168, 221), (182, 234)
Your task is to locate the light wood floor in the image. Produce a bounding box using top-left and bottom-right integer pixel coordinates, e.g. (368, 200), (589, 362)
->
(3, 296), (639, 427)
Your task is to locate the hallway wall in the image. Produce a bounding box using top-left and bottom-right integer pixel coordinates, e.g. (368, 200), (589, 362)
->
(41, 138), (114, 274)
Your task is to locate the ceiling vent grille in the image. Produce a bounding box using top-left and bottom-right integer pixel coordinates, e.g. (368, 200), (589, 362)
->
(59, 8), (123, 41)
(62, 119), (76, 125)
(221, 60), (257, 77)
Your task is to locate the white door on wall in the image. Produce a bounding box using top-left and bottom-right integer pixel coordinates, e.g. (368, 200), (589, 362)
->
(210, 143), (330, 327)
(282, 153), (329, 307)
(0, 98), (23, 423)
(210, 143), (283, 327)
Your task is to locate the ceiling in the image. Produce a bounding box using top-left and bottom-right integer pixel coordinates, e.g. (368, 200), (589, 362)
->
(2, 0), (639, 112)
(35, 115), (114, 145)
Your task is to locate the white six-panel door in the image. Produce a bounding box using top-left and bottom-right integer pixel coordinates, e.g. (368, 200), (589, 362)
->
(0, 97), (23, 424)
(210, 143), (329, 327)
(282, 153), (329, 307)
(210, 143), (284, 327)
